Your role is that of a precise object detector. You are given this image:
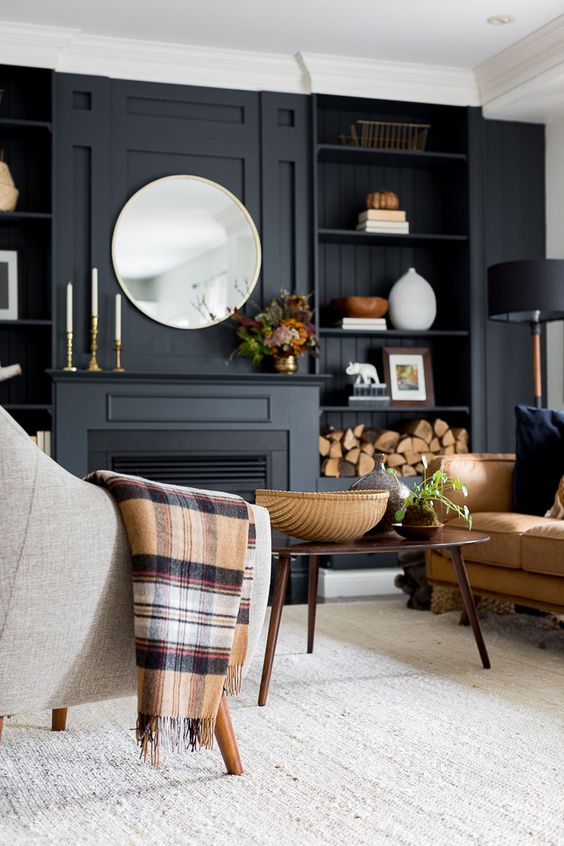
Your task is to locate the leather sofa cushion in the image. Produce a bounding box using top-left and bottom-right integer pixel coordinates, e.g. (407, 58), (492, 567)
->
(430, 454), (515, 515)
(446, 512), (557, 568)
(522, 522), (564, 577)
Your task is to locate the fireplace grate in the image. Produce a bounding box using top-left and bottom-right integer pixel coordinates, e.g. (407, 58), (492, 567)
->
(111, 453), (268, 497)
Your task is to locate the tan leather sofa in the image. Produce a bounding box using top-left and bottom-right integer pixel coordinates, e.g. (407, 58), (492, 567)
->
(426, 454), (564, 613)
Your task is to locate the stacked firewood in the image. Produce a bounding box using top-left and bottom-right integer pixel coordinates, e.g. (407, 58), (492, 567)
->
(320, 418), (469, 478)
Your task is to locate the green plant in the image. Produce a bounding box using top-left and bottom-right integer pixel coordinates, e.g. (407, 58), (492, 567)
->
(394, 456), (472, 529)
(231, 290), (319, 368)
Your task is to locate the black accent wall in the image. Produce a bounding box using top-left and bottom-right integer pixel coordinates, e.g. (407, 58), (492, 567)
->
(54, 75), (312, 374)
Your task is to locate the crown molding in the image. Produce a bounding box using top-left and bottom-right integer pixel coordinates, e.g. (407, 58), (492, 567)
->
(0, 21), (78, 68)
(299, 52), (480, 106)
(476, 14), (564, 121)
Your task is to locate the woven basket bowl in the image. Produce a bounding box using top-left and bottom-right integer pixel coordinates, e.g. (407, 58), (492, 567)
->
(255, 489), (389, 542)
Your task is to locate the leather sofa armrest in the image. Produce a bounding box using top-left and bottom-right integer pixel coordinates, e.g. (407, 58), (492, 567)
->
(428, 453), (515, 515)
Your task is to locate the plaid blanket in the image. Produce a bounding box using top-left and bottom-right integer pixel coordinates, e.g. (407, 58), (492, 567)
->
(86, 471), (255, 765)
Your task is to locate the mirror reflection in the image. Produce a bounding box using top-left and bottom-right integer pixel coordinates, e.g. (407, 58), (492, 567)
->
(112, 175), (261, 329)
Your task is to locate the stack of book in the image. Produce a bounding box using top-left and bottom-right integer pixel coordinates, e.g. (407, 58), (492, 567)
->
(356, 208), (409, 235)
(31, 430), (52, 456)
(337, 317), (387, 331)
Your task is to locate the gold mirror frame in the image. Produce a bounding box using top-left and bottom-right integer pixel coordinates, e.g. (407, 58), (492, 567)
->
(111, 174), (262, 330)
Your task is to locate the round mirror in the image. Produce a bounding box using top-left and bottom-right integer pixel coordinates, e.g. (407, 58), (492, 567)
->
(111, 175), (261, 329)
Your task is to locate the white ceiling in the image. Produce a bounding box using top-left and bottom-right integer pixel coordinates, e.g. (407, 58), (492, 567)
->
(1, 0), (563, 69)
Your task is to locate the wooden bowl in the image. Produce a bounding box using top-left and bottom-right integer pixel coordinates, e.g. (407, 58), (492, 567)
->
(330, 296), (388, 319)
(392, 523), (444, 541)
(255, 489), (390, 542)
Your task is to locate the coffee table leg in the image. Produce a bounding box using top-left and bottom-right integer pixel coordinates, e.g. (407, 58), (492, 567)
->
(258, 555), (291, 706)
(307, 555), (320, 654)
(449, 546), (491, 669)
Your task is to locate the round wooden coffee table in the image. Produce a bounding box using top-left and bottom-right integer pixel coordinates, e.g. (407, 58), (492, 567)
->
(259, 528), (491, 706)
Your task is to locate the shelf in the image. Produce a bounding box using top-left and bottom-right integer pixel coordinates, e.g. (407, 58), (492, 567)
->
(3, 404), (53, 412)
(0, 118), (52, 138)
(319, 328), (469, 338)
(0, 319), (52, 327)
(318, 229), (467, 246)
(0, 211), (51, 223)
(321, 405), (470, 414)
(317, 144), (467, 168)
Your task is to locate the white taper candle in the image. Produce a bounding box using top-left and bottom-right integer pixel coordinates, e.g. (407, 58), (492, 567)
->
(115, 293), (122, 341)
(91, 267), (98, 315)
(66, 282), (73, 333)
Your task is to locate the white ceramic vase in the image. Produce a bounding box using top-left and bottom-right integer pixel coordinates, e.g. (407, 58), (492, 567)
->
(388, 267), (437, 330)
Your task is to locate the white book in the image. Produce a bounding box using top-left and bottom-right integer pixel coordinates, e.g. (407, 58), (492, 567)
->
(43, 431), (52, 457)
(37, 431), (44, 452)
(339, 325), (387, 331)
(357, 222), (410, 233)
(339, 318), (386, 325)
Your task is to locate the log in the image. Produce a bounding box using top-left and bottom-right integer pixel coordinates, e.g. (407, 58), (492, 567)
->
(401, 464), (418, 477)
(360, 442), (375, 456)
(433, 418), (449, 438)
(345, 447), (360, 465)
(319, 436), (331, 457)
(360, 429), (380, 444)
(441, 445), (455, 455)
(327, 430), (344, 442)
(342, 428), (359, 451)
(353, 422), (365, 439)
(396, 436), (414, 455)
(404, 450), (421, 466)
(452, 427), (469, 443)
(455, 441), (469, 454)
(415, 462), (425, 475)
(357, 453), (376, 476)
(441, 429), (455, 447)
(321, 458), (341, 477)
(339, 460), (357, 477)
(400, 419), (433, 444)
(423, 452), (435, 465)
(373, 430), (400, 454)
(429, 437), (441, 453)
(412, 436), (429, 454)
(386, 453), (404, 468)
(329, 441), (343, 459)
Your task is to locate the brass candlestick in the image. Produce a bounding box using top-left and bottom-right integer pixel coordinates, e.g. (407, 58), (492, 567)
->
(63, 331), (77, 372)
(87, 314), (102, 371)
(113, 339), (124, 372)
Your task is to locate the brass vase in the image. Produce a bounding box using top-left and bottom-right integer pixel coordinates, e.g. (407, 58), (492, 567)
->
(274, 354), (298, 374)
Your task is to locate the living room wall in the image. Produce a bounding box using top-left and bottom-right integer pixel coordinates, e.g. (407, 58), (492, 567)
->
(546, 114), (564, 411)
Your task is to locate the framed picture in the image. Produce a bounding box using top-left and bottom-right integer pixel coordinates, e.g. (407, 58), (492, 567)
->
(0, 250), (18, 320)
(382, 347), (435, 406)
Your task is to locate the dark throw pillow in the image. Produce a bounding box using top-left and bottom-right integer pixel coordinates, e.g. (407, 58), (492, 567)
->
(513, 405), (564, 515)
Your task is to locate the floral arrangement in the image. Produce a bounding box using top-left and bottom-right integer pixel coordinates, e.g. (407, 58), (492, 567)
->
(231, 291), (319, 368)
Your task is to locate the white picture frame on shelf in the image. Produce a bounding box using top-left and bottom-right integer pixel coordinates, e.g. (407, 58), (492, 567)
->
(0, 250), (18, 320)
(383, 346), (435, 406)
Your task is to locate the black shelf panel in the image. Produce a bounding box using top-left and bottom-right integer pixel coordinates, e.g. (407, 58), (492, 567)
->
(0, 212), (51, 222)
(319, 328), (469, 338)
(318, 229), (468, 246)
(320, 405), (471, 414)
(4, 404), (53, 412)
(0, 118), (52, 138)
(317, 144), (467, 168)
(0, 319), (52, 327)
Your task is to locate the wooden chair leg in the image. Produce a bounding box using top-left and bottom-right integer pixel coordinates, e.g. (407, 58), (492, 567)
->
(51, 708), (68, 732)
(214, 697), (243, 775)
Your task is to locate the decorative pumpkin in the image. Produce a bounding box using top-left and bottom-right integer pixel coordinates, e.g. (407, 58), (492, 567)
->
(365, 191), (400, 211)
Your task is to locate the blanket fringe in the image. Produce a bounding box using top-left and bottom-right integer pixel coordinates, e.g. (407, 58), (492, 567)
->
(136, 713), (216, 767)
(224, 663), (243, 696)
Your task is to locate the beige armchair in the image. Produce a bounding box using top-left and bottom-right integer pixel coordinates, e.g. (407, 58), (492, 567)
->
(0, 406), (271, 773)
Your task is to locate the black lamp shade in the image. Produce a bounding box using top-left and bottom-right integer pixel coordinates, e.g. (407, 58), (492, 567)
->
(488, 259), (564, 323)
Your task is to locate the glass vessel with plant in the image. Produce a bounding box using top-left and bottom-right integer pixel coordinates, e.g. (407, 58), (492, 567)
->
(231, 290), (318, 371)
(395, 456), (472, 529)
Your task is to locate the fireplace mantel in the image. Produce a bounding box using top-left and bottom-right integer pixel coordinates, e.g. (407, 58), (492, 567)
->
(50, 371), (329, 491)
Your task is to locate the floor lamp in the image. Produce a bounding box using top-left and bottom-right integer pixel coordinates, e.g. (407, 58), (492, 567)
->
(488, 259), (564, 408)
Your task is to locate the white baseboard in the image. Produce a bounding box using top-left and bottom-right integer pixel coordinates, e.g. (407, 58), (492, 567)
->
(318, 567), (402, 601)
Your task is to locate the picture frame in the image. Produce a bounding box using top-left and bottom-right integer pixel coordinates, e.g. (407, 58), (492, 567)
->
(382, 346), (435, 406)
(0, 250), (18, 320)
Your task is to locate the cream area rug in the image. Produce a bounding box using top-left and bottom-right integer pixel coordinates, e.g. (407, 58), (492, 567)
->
(1, 600), (563, 846)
